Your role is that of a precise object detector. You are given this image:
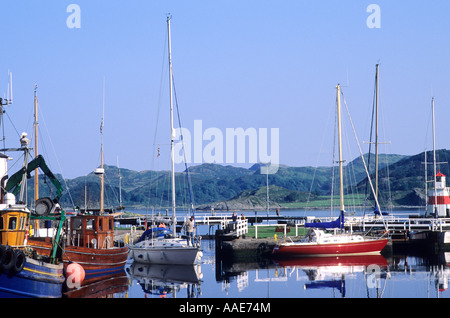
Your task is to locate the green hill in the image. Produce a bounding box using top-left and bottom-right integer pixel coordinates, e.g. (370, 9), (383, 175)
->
(35, 151), (412, 211)
(27, 149), (450, 211)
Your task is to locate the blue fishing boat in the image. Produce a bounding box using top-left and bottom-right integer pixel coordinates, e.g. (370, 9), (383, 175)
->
(0, 253), (64, 298)
(0, 115), (66, 297)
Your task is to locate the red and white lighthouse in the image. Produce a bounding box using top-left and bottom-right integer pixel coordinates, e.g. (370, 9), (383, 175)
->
(428, 172), (450, 217)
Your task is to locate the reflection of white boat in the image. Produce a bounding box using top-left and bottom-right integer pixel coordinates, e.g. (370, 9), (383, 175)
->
(127, 262), (202, 297)
(129, 16), (202, 265)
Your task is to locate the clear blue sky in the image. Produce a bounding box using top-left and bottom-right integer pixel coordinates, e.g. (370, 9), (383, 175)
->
(1, 0), (449, 179)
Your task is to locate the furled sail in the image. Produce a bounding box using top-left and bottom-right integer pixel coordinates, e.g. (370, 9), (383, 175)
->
(305, 211), (344, 229)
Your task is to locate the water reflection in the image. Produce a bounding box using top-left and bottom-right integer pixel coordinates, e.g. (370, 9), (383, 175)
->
(126, 262), (203, 298)
(215, 249), (450, 298)
(64, 270), (128, 298)
(117, 239), (450, 298)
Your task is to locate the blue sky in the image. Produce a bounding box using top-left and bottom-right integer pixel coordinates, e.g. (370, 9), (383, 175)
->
(1, 1), (449, 179)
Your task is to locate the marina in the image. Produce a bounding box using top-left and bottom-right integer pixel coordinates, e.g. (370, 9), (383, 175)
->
(111, 211), (450, 299)
(3, 1), (450, 305)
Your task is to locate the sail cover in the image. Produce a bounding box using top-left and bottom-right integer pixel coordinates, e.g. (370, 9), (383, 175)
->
(305, 210), (344, 229)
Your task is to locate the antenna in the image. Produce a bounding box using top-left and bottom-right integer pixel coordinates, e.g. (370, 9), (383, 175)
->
(9, 71), (13, 104)
(1, 70), (13, 106)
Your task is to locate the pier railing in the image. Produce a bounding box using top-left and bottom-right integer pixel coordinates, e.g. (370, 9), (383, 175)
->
(303, 215), (450, 233)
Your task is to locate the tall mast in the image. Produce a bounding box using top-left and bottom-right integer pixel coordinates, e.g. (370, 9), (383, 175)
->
(100, 79), (105, 214)
(336, 84), (345, 213)
(374, 64), (379, 206)
(167, 16), (176, 222)
(34, 84), (39, 203)
(117, 156), (123, 209)
(432, 97), (437, 217)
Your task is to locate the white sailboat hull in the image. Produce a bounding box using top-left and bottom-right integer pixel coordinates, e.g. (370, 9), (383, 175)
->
(129, 236), (202, 265)
(130, 246), (201, 265)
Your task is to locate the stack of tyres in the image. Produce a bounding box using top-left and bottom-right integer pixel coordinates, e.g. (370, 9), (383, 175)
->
(0, 245), (25, 274)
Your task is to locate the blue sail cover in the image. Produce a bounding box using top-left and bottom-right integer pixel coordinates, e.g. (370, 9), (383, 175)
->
(305, 210), (344, 229)
(136, 227), (173, 243)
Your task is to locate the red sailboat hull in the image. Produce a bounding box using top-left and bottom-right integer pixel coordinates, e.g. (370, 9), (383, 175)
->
(272, 238), (389, 257)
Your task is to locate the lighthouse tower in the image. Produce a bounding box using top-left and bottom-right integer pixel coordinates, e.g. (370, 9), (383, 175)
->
(428, 172), (450, 217)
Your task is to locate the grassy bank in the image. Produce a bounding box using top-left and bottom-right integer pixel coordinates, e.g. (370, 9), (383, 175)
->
(246, 225), (309, 239)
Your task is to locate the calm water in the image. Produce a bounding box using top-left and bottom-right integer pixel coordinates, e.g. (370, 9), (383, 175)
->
(121, 240), (450, 299)
(109, 209), (450, 299)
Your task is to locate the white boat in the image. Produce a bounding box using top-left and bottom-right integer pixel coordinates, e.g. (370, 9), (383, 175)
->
(130, 236), (201, 265)
(129, 226), (202, 265)
(129, 16), (201, 265)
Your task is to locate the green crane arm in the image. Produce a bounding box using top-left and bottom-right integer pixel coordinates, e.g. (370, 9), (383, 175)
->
(5, 155), (64, 202)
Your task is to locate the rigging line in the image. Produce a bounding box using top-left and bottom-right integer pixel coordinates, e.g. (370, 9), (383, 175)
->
(305, 90), (336, 213)
(378, 91), (393, 212)
(330, 94), (338, 215)
(146, 29), (169, 216)
(363, 72), (377, 215)
(4, 111), (21, 139)
(340, 89), (388, 233)
(151, 27), (169, 169)
(172, 73), (196, 216)
(38, 103), (76, 209)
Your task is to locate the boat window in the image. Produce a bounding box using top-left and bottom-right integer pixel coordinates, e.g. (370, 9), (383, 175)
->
(0, 216), (3, 230)
(8, 217), (17, 230)
(109, 219), (113, 230)
(99, 218), (103, 231)
(19, 216), (24, 230)
(86, 218), (95, 230)
(73, 218), (83, 230)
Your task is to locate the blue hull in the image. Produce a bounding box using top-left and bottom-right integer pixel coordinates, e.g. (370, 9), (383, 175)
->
(0, 257), (64, 298)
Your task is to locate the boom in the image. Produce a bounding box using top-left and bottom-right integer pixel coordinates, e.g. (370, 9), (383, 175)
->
(6, 155), (64, 202)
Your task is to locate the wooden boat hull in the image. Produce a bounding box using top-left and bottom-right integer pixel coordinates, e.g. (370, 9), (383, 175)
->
(272, 238), (389, 257)
(28, 240), (128, 284)
(0, 257), (64, 298)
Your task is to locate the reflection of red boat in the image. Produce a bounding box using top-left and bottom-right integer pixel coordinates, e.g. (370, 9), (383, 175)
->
(273, 254), (389, 268)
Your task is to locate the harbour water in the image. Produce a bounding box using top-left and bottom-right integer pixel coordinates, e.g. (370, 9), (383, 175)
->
(120, 241), (450, 299)
(114, 209), (450, 299)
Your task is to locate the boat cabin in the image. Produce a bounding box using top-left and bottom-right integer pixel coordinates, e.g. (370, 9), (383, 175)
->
(0, 207), (29, 247)
(68, 214), (115, 249)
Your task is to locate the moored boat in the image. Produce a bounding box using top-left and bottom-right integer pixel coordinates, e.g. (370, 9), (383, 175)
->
(24, 83), (128, 287)
(272, 225), (389, 257)
(129, 16), (201, 265)
(272, 83), (389, 258)
(28, 213), (129, 285)
(0, 126), (65, 298)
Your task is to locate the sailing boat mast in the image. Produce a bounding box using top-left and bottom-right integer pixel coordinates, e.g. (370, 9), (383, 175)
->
(336, 84), (345, 214)
(97, 79), (105, 214)
(432, 97), (437, 217)
(167, 16), (176, 223)
(34, 84), (39, 203)
(374, 64), (379, 205)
